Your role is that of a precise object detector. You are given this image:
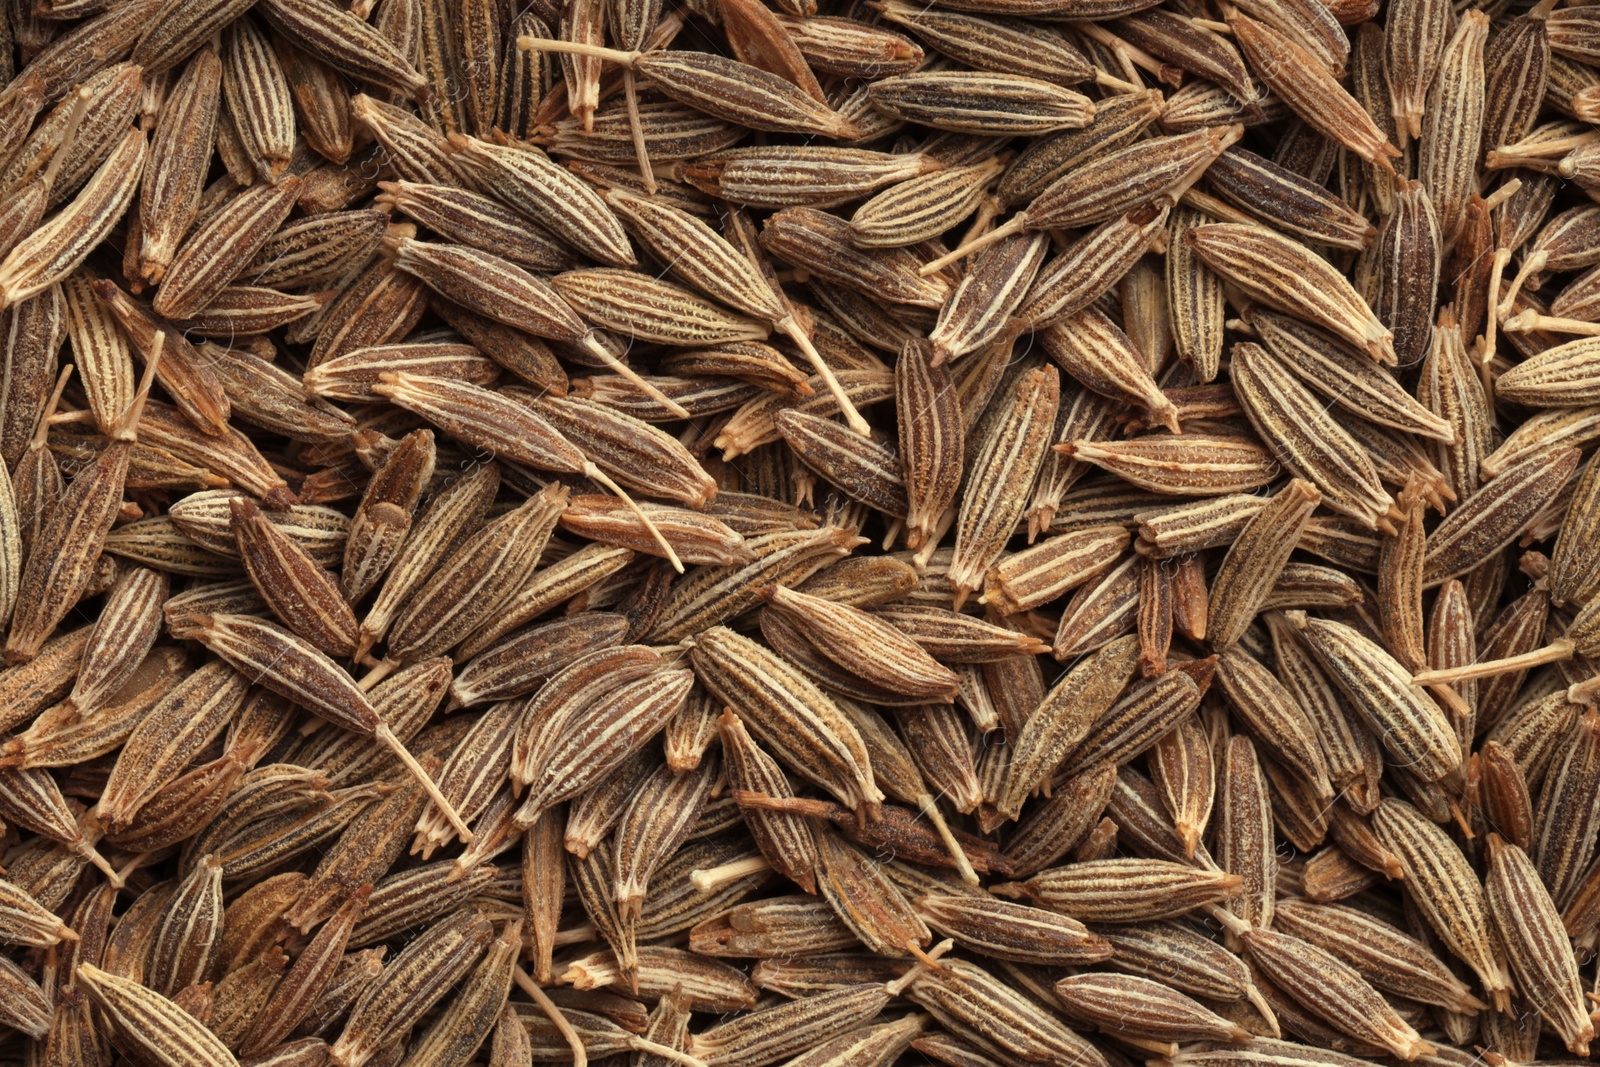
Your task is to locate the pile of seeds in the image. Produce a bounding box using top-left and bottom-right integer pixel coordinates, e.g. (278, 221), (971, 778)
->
(5, 0), (1600, 1064)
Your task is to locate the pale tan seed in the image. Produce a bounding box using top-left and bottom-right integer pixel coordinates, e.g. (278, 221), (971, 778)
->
(1187, 226), (1394, 363)
(949, 366), (1059, 606)
(1370, 797), (1514, 1009)
(1055, 971), (1250, 1045)
(77, 963), (236, 1067)
(1239, 928), (1433, 1060)
(1416, 12), (1488, 246)
(1232, 343), (1395, 530)
(1207, 479), (1321, 650)
(897, 339), (964, 551)
(1247, 308), (1453, 439)
(0, 129), (145, 311)
(903, 958), (1108, 1067)
(981, 525), (1129, 616)
(1484, 834), (1593, 1055)
(1063, 434), (1280, 497)
(1286, 612), (1461, 783)
(1422, 448), (1581, 586)
(1230, 13), (1399, 168)
(154, 178), (302, 320)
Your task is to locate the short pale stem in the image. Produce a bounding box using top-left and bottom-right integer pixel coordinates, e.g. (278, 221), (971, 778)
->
(514, 965), (589, 1067)
(1492, 133), (1599, 167)
(690, 854), (772, 891)
(576, 8), (686, 118)
(114, 331), (163, 443)
(1072, 20), (1170, 83)
(1448, 793), (1474, 840)
(912, 507), (956, 570)
(31, 365), (74, 451)
(1501, 309), (1538, 333)
(1244, 979), (1281, 1038)
(112, 850), (155, 891)
(1480, 246), (1511, 392)
(1203, 902), (1251, 937)
(583, 461), (684, 573)
(552, 923), (597, 946)
(1497, 249), (1547, 321)
(918, 215), (1025, 276)
(1569, 673), (1600, 705)
(955, 195), (1002, 255)
(905, 939), (950, 971)
(1483, 177), (1523, 212)
(517, 35), (640, 66)
(377, 723), (474, 842)
(1506, 311), (1600, 336)
(915, 791), (979, 885)
(357, 658), (399, 691)
(1179, 188), (1256, 227)
(1412, 639), (1574, 685)
(622, 71), (658, 194)
(40, 87), (92, 195)
(777, 316), (871, 436)
(1426, 680), (1474, 724)
(582, 335), (690, 418)
(1092, 69), (1144, 94)
(630, 1039), (710, 1067)
(1121, 1038), (1179, 1057)
(78, 842), (124, 888)
(884, 939), (954, 994)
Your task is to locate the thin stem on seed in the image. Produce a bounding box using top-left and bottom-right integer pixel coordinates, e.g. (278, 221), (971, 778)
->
(39, 87), (93, 196)
(918, 216), (1025, 276)
(1412, 639), (1574, 685)
(1480, 246), (1511, 393)
(1495, 249), (1547, 323)
(777, 316), (870, 435)
(518, 36), (641, 65)
(915, 791), (979, 885)
(1505, 311), (1600, 336)
(358, 658), (400, 691)
(581, 334), (691, 418)
(377, 722), (474, 843)
(689, 854), (773, 891)
(515, 964), (589, 1067)
(622, 71), (658, 194)
(583, 461), (684, 573)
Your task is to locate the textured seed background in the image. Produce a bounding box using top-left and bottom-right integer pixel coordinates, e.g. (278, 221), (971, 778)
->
(0, 0), (1596, 1065)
